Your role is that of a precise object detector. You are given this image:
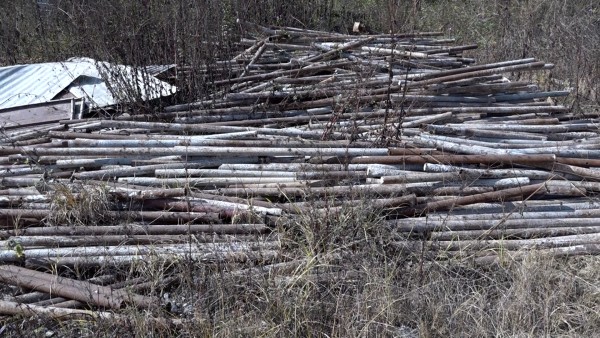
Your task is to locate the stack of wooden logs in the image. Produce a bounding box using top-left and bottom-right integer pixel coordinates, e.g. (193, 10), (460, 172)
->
(1, 25), (597, 316)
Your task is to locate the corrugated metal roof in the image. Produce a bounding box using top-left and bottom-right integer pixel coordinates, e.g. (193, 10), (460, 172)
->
(145, 64), (176, 77)
(0, 58), (177, 110)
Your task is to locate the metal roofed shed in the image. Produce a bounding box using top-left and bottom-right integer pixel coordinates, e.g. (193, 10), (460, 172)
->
(0, 58), (177, 129)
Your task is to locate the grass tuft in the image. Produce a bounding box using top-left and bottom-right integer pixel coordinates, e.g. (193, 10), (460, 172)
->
(46, 182), (112, 226)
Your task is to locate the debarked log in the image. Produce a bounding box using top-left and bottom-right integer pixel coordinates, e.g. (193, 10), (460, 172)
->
(0, 300), (119, 320)
(154, 168), (366, 180)
(310, 194), (417, 216)
(65, 137), (368, 149)
(429, 233), (600, 251)
(118, 176), (304, 188)
(398, 182), (548, 216)
(0, 265), (156, 309)
(0, 235), (214, 247)
(0, 241), (278, 262)
(213, 183), (411, 197)
(139, 198), (282, 216)
(0, 223), (269, 238)
(423, 163), (554, 180)
(351, 154), (556, 165)
(26, 249), (281, 268)
(431, 226), (600, 241)
(391, 217), (600, 233)
(421, 208), (600, 222)
(472, 243), (600, 264)
(111, 210), (223, 223)
(0, 300), (184, 326)
(410, 58), (537, 81)
(27, 146), (389, 157)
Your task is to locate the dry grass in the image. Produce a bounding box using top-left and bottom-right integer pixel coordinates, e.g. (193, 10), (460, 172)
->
(45, 182), (113, 226)
(5, 196), (600, 337)
(4, 156), (600, 337)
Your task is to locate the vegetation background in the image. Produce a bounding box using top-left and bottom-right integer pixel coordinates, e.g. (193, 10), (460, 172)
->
(1, 0), (598, 109)
(0, 1), (599, 337)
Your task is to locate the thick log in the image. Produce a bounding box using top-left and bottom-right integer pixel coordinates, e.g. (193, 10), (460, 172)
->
(0, 299), (119, 320)
(0, 265), (156, 309)
(0, 300), (183, 326)
(0, 242), (277, 262)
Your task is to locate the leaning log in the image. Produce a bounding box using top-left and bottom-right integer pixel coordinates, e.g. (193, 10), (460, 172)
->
(0, 265), (156, 309)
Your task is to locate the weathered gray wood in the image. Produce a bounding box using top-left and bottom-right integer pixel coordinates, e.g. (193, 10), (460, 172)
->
(0, 25), (596, 278)
(393, 217), (600, 233)
(352, 154), (556, 165)
(431, 226), (600, 241)
(27, 146), (388, 157)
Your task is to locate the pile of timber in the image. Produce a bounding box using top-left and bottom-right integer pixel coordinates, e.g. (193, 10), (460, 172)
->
(0, 24), (598, 316)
